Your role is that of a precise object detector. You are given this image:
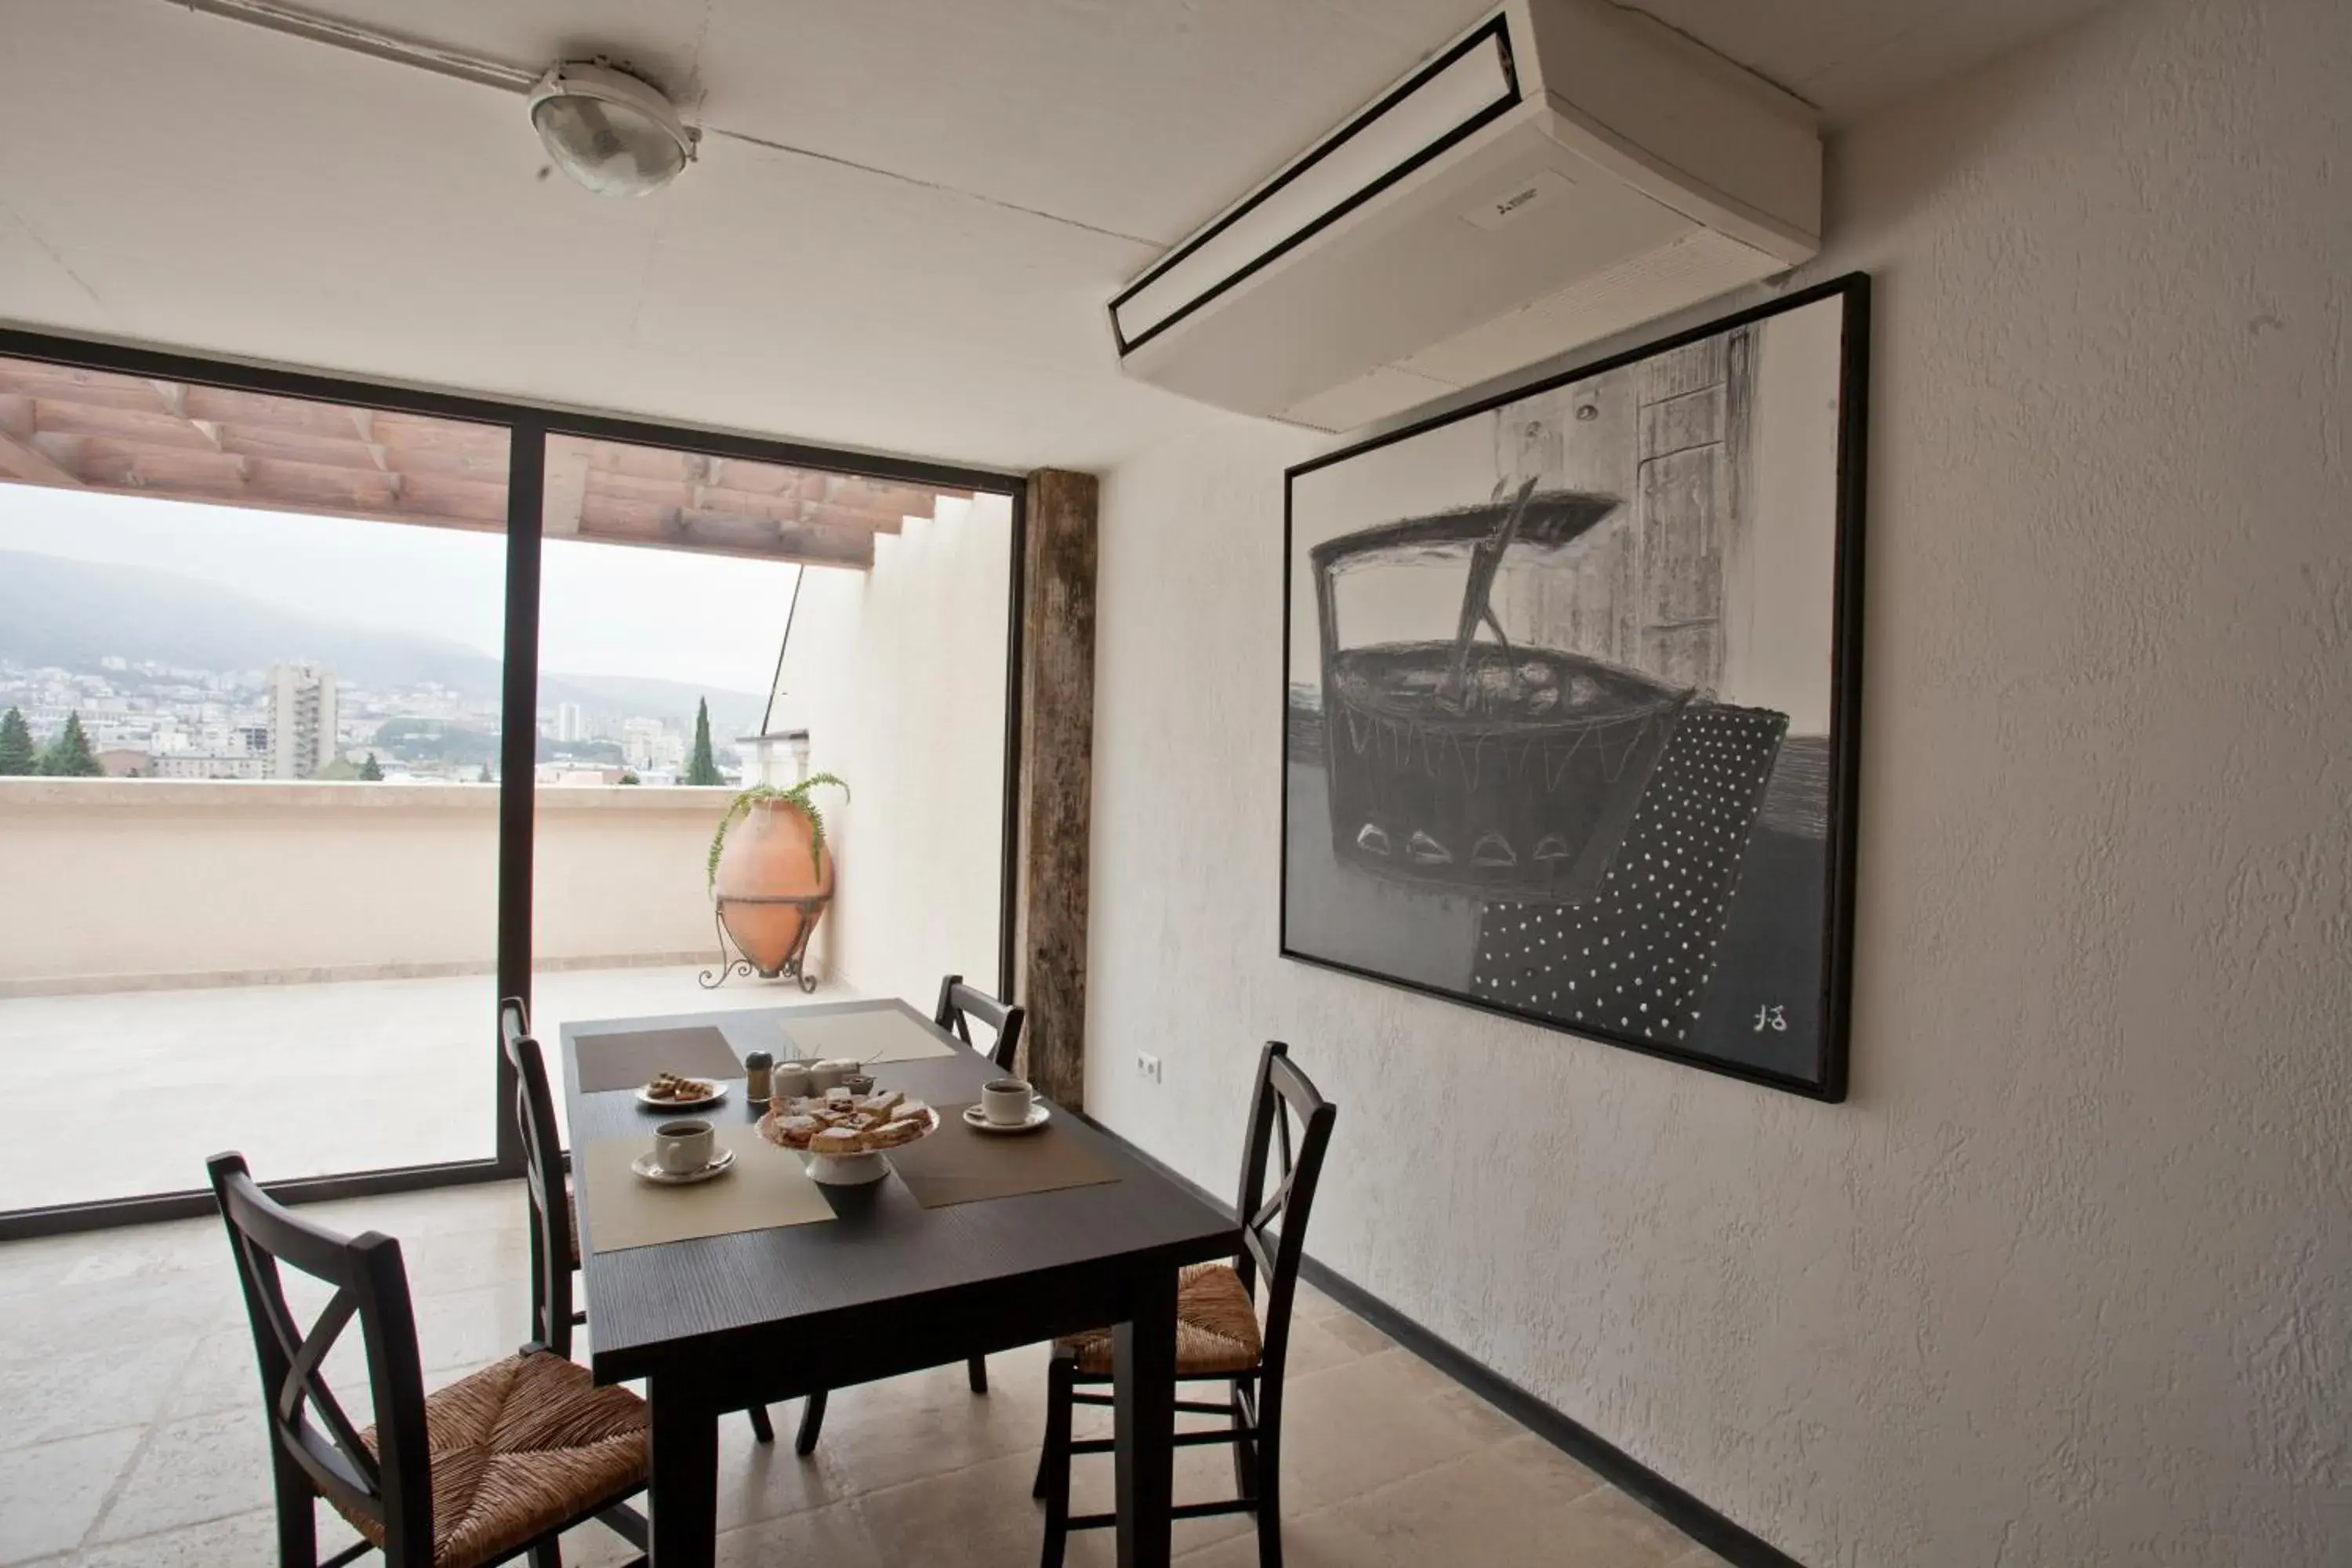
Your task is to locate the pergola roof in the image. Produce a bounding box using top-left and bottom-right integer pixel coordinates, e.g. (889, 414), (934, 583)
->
(0, 355), (964, 568)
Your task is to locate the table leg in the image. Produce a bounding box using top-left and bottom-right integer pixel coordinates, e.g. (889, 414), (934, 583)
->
(1113, 1264), (1179, 1568)
(647, 1373), (719, 1567)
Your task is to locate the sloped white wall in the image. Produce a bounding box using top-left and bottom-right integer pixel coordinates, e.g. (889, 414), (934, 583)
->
(769, 495), (1011, 1008)
(1082, 0), (2352, 1561)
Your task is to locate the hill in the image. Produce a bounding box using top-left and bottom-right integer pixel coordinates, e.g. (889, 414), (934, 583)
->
(0, 550), (767, 733)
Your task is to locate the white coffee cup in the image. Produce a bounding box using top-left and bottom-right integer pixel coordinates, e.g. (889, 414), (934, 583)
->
(981, 1077), (1035, 1127)
(654, 1119), (716, 1174)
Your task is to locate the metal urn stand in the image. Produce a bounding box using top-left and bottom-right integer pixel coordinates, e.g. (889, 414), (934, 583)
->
(699, 891), (829, 991)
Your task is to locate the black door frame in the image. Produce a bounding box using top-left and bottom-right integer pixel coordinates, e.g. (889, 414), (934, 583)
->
(0, 326), (1025, 1240)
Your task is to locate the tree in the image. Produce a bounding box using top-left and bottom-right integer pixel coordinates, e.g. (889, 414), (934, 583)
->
(0, 707), (34, 775)
(359, 753), (384, 782)
(38, 712), (103, 777)
(685, 699), (724, 786)
(617, 769), (641, 786)
(477, 764), (494, 784)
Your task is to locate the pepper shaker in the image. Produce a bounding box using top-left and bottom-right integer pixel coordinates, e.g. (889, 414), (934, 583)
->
(744, 1049), (774, 1103)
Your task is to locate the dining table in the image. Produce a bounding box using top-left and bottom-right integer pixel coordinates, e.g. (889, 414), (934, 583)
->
(558, 996), (1242, 1568)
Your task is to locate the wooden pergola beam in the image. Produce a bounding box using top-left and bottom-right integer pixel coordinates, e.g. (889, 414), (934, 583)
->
(543, 441), (592, 536)
(0, 423), (82, 488)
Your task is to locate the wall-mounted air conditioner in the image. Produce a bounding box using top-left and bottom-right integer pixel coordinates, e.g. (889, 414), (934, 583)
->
(1109, 0), (1820, 432)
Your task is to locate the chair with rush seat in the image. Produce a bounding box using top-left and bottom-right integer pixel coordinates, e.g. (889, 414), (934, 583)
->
(497, 997), (777, 1445)
(788, 973), (1030, 1456)
(1033, 1040), (1338, 1568)
(207, 1152), (652, 1568)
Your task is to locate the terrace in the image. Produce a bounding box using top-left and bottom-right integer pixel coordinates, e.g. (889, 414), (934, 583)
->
(0, 776), (969, 1212)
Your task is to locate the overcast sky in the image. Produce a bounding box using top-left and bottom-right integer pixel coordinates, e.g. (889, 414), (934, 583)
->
(0, 485), (804, 694)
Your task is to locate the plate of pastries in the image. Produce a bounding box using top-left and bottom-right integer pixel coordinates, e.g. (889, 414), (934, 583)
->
(757, 1085), (937, 1158)
(637, 1072), (727, 1109)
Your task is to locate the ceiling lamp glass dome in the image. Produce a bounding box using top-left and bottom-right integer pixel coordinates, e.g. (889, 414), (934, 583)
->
(528, 62), (697, 197)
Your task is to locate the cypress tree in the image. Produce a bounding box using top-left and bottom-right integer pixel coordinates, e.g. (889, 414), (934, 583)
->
(0, 707), (35, 775)
(685, 699), (724, 786)
(359, 752), (384, 781)
(38, 712), (103, 777)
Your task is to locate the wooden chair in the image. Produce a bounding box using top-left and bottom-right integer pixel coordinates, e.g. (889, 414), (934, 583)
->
(789, 975), (1029, 1456)
(1033, 1040), (1337, 1568)
(206, 1152), (652, 1568)
(934, 972), (1026, 1076)
(497, 999), (775, 1445)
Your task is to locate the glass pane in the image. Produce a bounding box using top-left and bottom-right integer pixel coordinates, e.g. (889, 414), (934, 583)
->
(528, 435), (1007, 1130)
(0, 355), (510, 1207)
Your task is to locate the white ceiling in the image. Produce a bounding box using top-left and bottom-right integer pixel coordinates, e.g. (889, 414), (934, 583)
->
(0, 0), (2113, 472)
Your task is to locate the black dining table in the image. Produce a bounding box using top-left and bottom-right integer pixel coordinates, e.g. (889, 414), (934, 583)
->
(558, 996), (1240, 1567)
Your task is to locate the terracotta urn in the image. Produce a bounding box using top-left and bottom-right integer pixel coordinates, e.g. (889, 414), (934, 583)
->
(713, 799), (833, 976)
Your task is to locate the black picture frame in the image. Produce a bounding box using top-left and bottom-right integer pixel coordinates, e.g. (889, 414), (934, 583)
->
(1278, 273), (1869, 1101)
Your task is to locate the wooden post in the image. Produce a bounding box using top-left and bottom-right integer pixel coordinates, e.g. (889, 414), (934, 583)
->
(1014, 470), (1098, 1107)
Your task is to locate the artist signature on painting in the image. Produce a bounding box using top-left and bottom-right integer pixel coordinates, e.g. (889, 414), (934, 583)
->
(1752, 1004), (1788, 1033)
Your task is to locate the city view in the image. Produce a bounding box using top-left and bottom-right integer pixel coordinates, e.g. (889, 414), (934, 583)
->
(0, 487), (793, 784)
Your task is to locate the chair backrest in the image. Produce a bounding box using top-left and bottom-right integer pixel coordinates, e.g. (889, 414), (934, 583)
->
(207, 1152), (435, 1563)
(933, 973), (1026, 1073)
(499, 996), (575, 1356)
(1231, 1041), (1338, 1392)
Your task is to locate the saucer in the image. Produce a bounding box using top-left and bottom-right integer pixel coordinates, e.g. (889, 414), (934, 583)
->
(630, 1147), (736, 1185)
(963, 1102), (1051, 1136)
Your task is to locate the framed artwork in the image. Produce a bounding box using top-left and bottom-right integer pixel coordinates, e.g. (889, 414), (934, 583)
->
(1280, 274), (1867, 1099)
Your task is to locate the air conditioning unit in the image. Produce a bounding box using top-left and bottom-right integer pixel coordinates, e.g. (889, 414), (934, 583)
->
(1109, 0), (1820, 432)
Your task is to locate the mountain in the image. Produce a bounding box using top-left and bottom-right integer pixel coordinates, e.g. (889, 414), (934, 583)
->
(0, 550), (768, 733)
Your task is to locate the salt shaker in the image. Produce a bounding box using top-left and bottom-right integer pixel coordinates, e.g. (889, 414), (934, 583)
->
(744, 1049), (774, 1103)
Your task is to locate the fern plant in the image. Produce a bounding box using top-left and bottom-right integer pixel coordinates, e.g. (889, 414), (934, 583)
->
(707, 772), (850, 890)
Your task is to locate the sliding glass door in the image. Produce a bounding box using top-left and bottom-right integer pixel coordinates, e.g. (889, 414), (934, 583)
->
(0, 354), (512, 1207)
(521, 434), (1012, 1142)
(0, 331), (1019, 1230)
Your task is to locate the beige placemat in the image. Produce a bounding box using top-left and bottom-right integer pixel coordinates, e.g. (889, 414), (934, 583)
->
(573, 1025), (744, 1094)
(885, 1105), (1123, 1209)
(778, 1008), (957, 1065)
(577, 1123), (833, 1252)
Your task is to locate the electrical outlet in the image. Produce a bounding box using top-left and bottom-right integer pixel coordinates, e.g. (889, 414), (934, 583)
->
(1136, 1051), (1162, 1083)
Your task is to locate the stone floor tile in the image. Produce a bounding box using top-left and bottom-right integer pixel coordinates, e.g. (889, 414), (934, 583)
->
(0, 1429), (143, 1564)
(852, 1448), (1056, 1568)
(85, 1406), (275, 1544)
(0, 1339), (187, 1450)
(1273, 1345), (1518, 1514)
(719, 1500), (887, 1567)
(812, 1345), (1054, 1497)
(1319, 1310), (1397, 1357)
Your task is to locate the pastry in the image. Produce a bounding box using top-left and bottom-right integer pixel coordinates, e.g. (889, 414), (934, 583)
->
(770, 1114), (818, 1149)
(811, 1127), (865, 1155)
(867, 1117), (920, 1149)
(862, 1088), (904, 1117)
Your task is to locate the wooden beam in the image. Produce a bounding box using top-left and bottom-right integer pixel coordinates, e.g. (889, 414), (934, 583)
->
(543, 441), (591, 535)
(1012, 470), (1098, 1107)
(0, 396), (81, 487)
(0, 424), (82, 488)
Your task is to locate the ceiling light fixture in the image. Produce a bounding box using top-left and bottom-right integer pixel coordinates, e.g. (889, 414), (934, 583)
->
(528, 61), (699, 197)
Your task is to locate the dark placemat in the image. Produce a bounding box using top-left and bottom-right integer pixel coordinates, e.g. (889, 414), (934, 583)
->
(885, 1105), (1122, 1209)
(574, 1025), (743, 1094)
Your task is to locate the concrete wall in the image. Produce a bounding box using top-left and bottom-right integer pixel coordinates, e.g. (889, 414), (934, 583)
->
(769, 493), (1012, 1007)
(0, 779), (729, 993)
(1083, 1), (2352, 1563)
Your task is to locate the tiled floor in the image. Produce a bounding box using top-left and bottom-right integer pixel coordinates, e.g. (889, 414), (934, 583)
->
(0, 967), (848, 1209)
(0, 1181), (1728, 1567)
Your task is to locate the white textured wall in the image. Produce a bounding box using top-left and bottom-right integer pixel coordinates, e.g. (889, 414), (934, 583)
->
(769, 495), (1011, 1007)
(1083, 1), (2352, 1562)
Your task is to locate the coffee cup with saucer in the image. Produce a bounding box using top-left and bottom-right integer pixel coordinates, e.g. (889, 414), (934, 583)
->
(965, 1078), (1050, 1135)
(632, 1118), (735, 1184)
